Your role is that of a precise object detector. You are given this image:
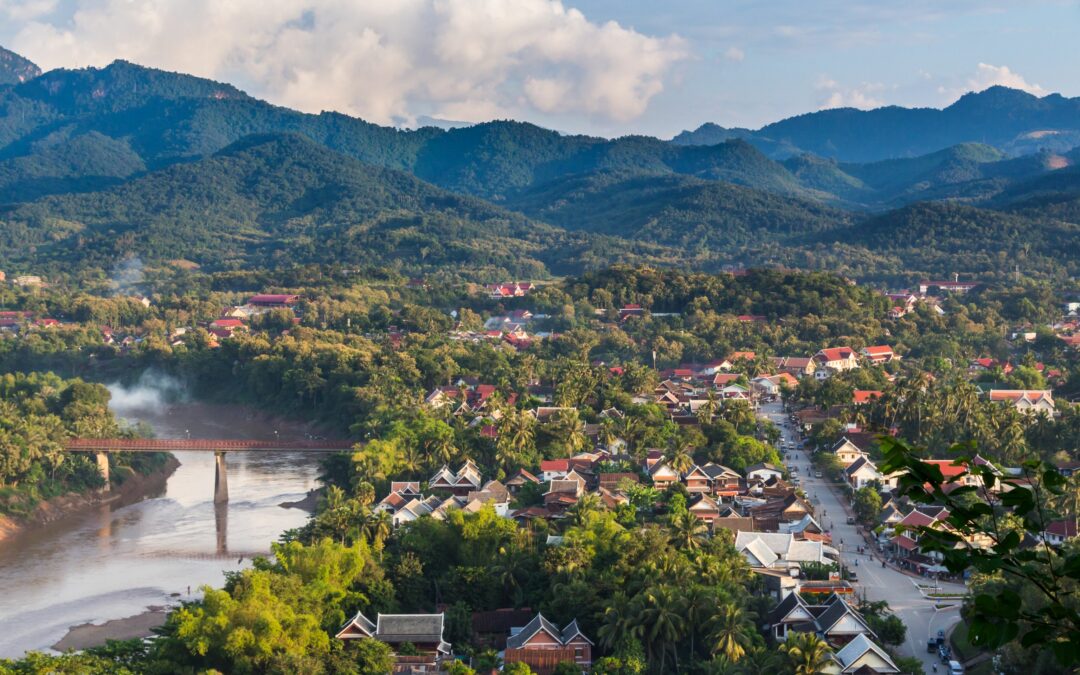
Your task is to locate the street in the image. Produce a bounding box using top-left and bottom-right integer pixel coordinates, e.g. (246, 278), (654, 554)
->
(760, 401), (965, 673)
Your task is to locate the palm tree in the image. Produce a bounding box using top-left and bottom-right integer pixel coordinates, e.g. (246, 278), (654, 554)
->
(597, 592), (635, 650)
(707, 603), (751, 663)
(665, 438), (694, 475)
(569, 493), (601, 526)
(779, 631), (833, 675)
(636, 585), (686, 672)
(361, 510), (393, 548)
(669, 509), (707, 550)
(498, 410), (534, 469)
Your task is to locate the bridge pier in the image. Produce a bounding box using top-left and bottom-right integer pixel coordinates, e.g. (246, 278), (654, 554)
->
(214, 451), (229, 504)
(94, 451), (110, 491)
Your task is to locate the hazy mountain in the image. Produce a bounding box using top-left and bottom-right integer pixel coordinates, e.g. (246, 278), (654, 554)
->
(0, 47), (40, 86)
(676, 87), (1080, 162)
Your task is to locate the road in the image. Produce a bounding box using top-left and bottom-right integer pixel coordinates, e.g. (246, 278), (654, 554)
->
(760, 401), (965, 672)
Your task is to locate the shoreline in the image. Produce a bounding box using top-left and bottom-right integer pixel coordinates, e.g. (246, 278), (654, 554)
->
(0, 454), (181, 545)
(51, 607), (172, 653)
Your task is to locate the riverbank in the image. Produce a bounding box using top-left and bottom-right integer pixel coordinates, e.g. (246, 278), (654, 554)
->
(0, 455), (181, 545)
(52, 607), (172, 652)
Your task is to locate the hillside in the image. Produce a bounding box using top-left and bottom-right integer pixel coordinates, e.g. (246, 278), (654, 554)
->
(0, 133), (678, 278)
(0, 47), (40, 85)
(675, 87), (1080, 162)
(504, 170), (851, 250)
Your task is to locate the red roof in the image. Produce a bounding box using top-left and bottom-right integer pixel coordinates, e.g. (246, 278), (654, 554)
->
(852, 390), (883, 405)
(816, 347), (854, 362)
(540, 459), (570, 472)
(211, 318), (245, 328)
(862, 345), (893, 356)
(922, 460), (967, 478)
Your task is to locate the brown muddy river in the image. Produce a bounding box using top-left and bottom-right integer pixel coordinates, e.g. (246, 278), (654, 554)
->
(0, 388), (328, 658)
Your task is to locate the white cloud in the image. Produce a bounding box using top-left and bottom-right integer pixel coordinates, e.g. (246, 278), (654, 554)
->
(966, 62), (1045, 95)
(723, 46), (744, 62)
(4, 0), (688, 126)
(815, 75), (886, 110)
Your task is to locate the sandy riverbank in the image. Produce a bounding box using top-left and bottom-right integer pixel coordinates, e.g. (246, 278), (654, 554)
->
(51, 607), (172, 652)
(0, 455), (181, 545)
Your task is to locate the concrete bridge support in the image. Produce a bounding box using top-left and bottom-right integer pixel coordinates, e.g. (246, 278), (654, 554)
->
(94, 451), (110, 491)
(214, 451), (229, 504)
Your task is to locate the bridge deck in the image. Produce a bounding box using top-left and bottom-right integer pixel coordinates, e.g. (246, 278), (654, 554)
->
(66, 438), (355, 452)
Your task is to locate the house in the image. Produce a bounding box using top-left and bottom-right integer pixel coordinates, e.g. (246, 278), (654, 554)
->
(813, 347), (859, 373)
(734, 531), (833, 570)
(649, 461), (679, 490)
(336, 612), (451, 669)
(767, 593), (875, 646)
(506, 469), (541, 494)
(889, 507), (951, 561)
(682, 465), (714, 493)
(829, 437), (870, 467)
(852, 390), (882, 406)
(1043, 520), (1077, 547)
(701, 463), (743, 497)
(746, 462), (784, 482)
(826, 633), (901, 673)
(749, 493), (813, 524)
(504, 613), (593, 674)
(860, 346), (895, 364)
(428, 460), (483, 496)
(689, 493), (721, 523)
(772, 356), (817, 378)
(988, 389), (1056, 415)
(618, 304), (645, 320)
(844, 457), (892, 490)
(248, 293), (299, 307)
(540, 459), (571, 482)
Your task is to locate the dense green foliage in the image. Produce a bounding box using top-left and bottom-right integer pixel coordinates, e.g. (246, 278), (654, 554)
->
(0, 371), (161, 518)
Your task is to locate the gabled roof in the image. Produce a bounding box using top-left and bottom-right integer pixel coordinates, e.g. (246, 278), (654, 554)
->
(815, 347), (855, 362)
(742, 537), (780, 567)
(1045, 520), (1078, 538)
(336, 611), (376, 639)
(506, 468), (541, 485)
(815, 595), (873, 637)
(505, 613), (564, 649)
(833, 633), (899, 673)
(560, 619), (593, 645)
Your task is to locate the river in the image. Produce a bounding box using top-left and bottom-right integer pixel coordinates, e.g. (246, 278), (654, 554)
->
(0, 394), (326, 658)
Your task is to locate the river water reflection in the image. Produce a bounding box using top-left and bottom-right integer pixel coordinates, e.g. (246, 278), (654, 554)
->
(0, 398), (324, 658)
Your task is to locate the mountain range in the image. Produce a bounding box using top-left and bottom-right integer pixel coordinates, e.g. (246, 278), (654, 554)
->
(0, 47), (1077, 284)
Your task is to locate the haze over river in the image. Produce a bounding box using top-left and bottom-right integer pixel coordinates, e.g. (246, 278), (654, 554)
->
(0, 385), (325, 658)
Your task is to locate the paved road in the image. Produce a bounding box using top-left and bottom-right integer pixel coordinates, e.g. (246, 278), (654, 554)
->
(760, 402), (965, 672)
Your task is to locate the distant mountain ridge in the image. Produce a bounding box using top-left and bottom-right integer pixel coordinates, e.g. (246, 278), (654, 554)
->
(674, 86), (1080, 161)
(0, 46), (40, 86)
(0, 46), (1077, 283)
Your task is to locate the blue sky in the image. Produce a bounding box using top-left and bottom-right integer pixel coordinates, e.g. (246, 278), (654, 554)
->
(0, 0), (1075, 138)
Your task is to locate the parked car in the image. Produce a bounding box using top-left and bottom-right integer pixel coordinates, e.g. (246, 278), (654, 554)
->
(948, 660), (964, 675)
(938, 644), (951, 662)
(846, 516), (856, 525)
(926, 639), (938, 653)
(815, 471), (823, 478)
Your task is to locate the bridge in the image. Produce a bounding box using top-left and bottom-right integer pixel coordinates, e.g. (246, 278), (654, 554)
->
(66, 438), (356, 504)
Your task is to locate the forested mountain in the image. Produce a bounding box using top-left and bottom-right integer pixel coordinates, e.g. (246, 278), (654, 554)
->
(0, 47), (39, 86)
(505, 170), (850, 249)
(675, 86), (1080, 161)
(0, 47), (1078, 283)
(0, 133), (682, 277)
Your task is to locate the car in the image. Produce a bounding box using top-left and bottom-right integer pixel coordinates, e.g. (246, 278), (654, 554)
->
(948, 660), (964, 674)
(846, 569), (857, 581)
(846, 516), (856, 525)
(815, 471), (823, 478)
(938, 644), (950, 662)
(927, 639), (938, 653)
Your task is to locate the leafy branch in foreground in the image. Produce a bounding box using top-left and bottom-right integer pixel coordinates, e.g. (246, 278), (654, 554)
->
(878, 436), (1080, 666)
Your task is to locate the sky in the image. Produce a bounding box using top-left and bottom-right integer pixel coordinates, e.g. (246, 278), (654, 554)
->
(0, 0), (1075, 138)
